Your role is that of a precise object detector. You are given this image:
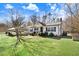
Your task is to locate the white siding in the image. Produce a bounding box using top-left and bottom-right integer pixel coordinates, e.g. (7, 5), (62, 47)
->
(45, 25), (63, 36)
(28, 24), (63, 36)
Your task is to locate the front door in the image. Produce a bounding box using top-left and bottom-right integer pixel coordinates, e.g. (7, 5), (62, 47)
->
(40, 27), (43, 33)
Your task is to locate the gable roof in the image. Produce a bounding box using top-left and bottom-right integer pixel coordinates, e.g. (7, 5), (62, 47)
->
(27, 20), (46, 28)
(38, 21), (46, 26)
(46, 22), (62, 26)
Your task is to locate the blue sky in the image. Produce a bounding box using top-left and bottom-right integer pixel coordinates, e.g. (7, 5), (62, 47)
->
(0, 3), (66, 23)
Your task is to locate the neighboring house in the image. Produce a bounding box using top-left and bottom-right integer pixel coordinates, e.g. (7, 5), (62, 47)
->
(27, 17), (63, 36)
(6, 27), (29, 36)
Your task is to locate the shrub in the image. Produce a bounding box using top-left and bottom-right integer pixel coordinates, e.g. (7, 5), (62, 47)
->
(48, 33), (54, 37)
(5, 32), (7, 34)
(44, 32), (48, 36)
(38, 33), (44, 36)
(39, 32), (48, 37)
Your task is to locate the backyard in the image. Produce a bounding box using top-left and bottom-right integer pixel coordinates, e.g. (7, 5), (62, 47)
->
(0, 33), (79, 56)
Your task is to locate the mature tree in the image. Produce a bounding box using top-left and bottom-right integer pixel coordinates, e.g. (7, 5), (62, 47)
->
(30, 14), (38, 34)
(30, 15), (37, 25)
(63, 3), (79, 40)
(48, 12), (52, 23)
(42, 14), (47, 24)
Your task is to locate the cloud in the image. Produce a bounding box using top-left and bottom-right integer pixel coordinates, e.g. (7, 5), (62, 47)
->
(47, 3), (52, 6)
(50, 4), (57, 10)
(51, 7), (66, 20)
(22, 6), (27, 9)
(22, 3), (39, 12)
(55, 8), (59, 13)
(49, 4), (66, 20)
(54, 8), (66, 19)
(5, 4), (13, 9)
(48, 3), (57, 10)
(58, 9), (66, 19)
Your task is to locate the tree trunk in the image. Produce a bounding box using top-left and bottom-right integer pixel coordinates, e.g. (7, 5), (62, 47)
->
(72, 33), (79, 41)
(15, 28), (20, 47)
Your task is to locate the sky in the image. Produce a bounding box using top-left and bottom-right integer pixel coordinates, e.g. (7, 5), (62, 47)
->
(0, 3), (66, 23)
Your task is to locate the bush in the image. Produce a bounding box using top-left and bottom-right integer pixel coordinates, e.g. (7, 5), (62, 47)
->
(39, 32), (48, 37)
(44, 32), (48, 36)
(5, 32), (7, 34)
(48, 33), (54, 37)
(39, 33), (43, 36)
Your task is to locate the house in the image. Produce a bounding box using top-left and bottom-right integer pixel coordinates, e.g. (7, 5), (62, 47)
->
(45, 21), (63, 36)
(27, 17), (63, 36)
(6, 27), (28, 36)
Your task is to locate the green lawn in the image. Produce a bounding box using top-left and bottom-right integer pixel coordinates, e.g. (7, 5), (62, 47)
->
(0, 33), (79, 56)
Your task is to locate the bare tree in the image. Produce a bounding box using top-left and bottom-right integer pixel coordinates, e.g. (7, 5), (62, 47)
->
(42, 14), (47, 24)
(30, 14), (38, 34)
(30, 15), (37, 25)
(6, 9), (25, 47)
(63, 3), (79, 40)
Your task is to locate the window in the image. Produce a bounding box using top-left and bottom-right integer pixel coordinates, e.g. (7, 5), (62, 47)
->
(34, 28), (38, 32)
(46, 27), (56, 32)
(34, 28), (38, 30)
(30, 28), (33, 32)
(47, 27), (50, 31)
(60, 18), (62, 22)
(51, 27), (56, 32)
(46, 27), (47, 31)
(53, 27), (56, 32)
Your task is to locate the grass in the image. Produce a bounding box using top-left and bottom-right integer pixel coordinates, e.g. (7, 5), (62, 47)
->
(0, 33), (79, 56)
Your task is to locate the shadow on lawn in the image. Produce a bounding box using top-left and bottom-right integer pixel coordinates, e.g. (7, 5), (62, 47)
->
(61, 36), (72, 39)
(52, 36), (72, 40)
(0, 47), (5, 53)
(42, 36), (72, 40)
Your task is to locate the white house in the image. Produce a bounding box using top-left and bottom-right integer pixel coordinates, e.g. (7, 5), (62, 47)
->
(27, 17), (63, 36)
